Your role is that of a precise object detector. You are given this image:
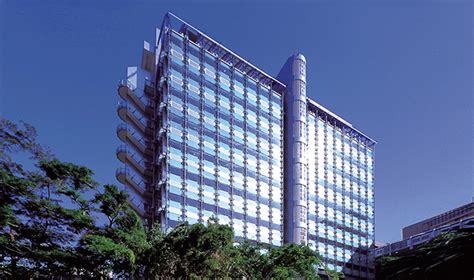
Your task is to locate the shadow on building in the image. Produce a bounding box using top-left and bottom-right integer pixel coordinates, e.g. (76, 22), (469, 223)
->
(340, 246), (375, 280)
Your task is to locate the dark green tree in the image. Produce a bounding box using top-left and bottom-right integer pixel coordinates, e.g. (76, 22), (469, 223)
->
(0, 118), (333, 279)
(376, 231), (474, 279)
(0, 119), (97, 278)
(264, 243), (321, 279)
(0, 119), (149, 279)
(142, 217), (236, 279)
(230, 241), (269, 279)
(78, 185), (150, 278)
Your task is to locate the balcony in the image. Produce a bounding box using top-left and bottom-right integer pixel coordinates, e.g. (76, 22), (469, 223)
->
(116, 145), (152, 177)
(127, 198), (146, 217)
(115, 167), (151, 197)
(117, 101), (153, 136)
(116, 124), (152, 157)
(118, 83), (154, 115)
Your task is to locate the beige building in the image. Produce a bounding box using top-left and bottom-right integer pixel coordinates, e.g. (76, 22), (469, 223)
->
(375, 201), (474, 258)
(402, 201), (474, 239)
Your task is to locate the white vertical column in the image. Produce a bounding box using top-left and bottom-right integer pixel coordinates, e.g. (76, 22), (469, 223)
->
(291, 54), (308, 244)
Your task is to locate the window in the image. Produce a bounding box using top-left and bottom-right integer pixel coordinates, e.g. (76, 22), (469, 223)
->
(202, 185), (215, 205)
(218, 190), (230, 209)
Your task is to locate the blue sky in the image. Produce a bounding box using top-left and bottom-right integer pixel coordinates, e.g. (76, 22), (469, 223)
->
(1, 0), (472, 243)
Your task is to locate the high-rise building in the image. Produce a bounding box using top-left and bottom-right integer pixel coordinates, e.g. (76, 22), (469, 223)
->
(116, 12), (376, 279)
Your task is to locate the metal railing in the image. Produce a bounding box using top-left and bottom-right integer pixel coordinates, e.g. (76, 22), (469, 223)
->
(116, 145), (147, 170)
(375, 216), (474, 257)
(116, 167), (147, 194)
(116, 124), (147, 147)
(119, 79), (155, 111)
(117, 101), (148, 129)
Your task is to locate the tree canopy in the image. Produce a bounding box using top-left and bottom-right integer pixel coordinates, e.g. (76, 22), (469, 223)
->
(0, 118), (337, 279)
(376, 231), (474, 279)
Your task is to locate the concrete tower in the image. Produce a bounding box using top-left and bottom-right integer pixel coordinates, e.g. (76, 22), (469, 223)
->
(278, 54), (308, 244)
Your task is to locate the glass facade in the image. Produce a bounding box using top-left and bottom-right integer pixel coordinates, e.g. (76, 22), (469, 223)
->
(161, 30), (284, 245)
(117, 12), (376, 280)
(306, 108), (375, 277)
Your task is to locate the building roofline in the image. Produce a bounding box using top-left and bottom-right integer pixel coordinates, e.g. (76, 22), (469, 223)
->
(307, 98), (377, 145)
(160, 12), (376, 146)
(402, 201), (474, 230)
(164, 12), (286, 91)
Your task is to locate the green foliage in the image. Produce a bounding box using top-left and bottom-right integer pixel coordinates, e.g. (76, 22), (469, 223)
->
(0, 118), (147, 279)
(77, 185), (150, 278)
(142, 219), (234, 278)
(376, 231), (474, 279)
(0, 118), (97, 278)
(265, 243), (321, 279)
(323, 265), (345, 280)
(229, 241), (269, 278)
(0, 118), (332, 279)
(142, 221), (322, 279)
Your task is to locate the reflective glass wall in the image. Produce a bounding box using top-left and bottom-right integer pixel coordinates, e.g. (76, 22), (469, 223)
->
(306, 110), (375, 278)
(161, 30), (284, 246)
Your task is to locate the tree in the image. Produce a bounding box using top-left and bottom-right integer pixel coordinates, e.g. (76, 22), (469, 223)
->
(0, 118), (333, 279)
(230, 241), (269, 279)
(142, 219), (323, 279)
(0, 119), (149, 279)
(142, 218), (236, 279)
(322, 264), (345, 280)
(78, 185), (150, 278)
(0, 119), (97, 278)
(376, 231), (474, 279)
(264, 243), (321, 279)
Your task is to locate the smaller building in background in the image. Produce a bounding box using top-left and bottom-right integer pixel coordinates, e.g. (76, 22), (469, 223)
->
(375, 201), (474, 257)
(402, 201), (474, 239)
(374, 241), (387, 248)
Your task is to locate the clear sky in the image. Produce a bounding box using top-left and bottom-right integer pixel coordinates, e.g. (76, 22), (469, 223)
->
(1, 0), (472, 243)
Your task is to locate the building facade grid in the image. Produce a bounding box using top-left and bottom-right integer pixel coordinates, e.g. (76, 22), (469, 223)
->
(116, 12), (376, 280)
(161, 29), (284, 245)
(305, 106), (375, 277)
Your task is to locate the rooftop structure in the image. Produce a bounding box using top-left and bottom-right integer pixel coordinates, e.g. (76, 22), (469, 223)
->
(402, 201), (474, 239)
(375, 215), (474, 258)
